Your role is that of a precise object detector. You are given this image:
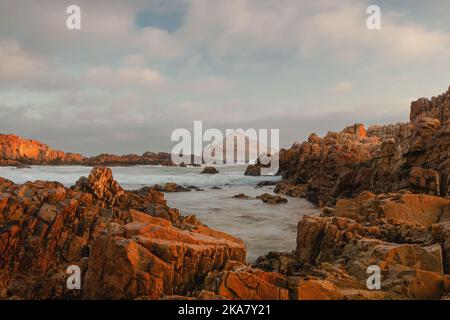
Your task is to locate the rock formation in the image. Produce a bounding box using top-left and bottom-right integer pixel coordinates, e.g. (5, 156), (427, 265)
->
(1, 87), (450, 300)
(0, 134), (85, 166)
(0, 167), (245, 299)
(251, 190), (450, 300)
(0, 134), (174, 167)
(276, 87), (450, 207)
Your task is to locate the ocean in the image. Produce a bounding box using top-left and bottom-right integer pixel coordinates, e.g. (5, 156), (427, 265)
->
(0, 165), (319, 262)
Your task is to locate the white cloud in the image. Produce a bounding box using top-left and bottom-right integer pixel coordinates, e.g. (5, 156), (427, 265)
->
(298, 3), (450, 63)
(331, 81), (353, 94)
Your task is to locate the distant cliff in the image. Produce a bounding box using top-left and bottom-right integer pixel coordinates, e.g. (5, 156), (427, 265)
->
(0, 134), (174, 166)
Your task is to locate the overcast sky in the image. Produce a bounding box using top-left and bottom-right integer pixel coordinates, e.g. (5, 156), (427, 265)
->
(0, 0), (449, 155)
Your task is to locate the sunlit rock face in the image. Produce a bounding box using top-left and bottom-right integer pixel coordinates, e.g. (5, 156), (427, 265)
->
(0, 134), (174, 167)
(0, 167), (245, 300)
(276, 87), (450, 207)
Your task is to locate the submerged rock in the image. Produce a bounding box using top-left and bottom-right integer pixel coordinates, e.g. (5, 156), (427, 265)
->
(233, 193), (252, 200)
(257, 193), (288, 204)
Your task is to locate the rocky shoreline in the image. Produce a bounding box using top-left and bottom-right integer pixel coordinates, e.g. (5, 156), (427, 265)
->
(0, 134), (175, 167)
(0, 87), (449, 300)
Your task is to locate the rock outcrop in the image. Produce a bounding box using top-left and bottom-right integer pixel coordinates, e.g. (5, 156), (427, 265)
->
(85, 152), (174, 167)
(240, 87), (450, 300)
(0, 134), (85, 166)
(276, 87), (450, 207)
(251, 190), (450, 300)
(0, 167), (245, 299)
(0, 134), (174, 167)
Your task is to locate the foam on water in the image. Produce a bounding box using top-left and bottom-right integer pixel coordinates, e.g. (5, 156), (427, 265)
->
(0, 165), (319, 262)
(0, 165), (279, 189)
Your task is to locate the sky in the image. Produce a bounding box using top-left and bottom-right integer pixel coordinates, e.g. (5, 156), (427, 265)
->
(0, 0), (449, 155)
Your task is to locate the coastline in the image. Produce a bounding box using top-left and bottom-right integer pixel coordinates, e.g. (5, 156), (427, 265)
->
(0, 87), (449, 300)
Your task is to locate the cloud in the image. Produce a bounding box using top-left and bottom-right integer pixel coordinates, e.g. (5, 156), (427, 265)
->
(184, 76), (235, 94)
(86, 66), (165, 89)
(0, 42), (45, 81)
(331, 81), (353, 94)
(0, 0), (449, 155)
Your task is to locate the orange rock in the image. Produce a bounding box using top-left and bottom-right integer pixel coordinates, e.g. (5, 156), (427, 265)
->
(202, 264), (289, 300)
(294, 279), (344, 300)
(381, 194), (449, 228)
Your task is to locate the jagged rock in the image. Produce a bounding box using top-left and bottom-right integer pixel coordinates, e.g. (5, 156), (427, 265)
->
(408, 167), (440, 195)
(274, 182), (308, 198)
(84, 211), (245, 299)
(342, 239), (444, 277)
(0, 167), (246, 300)
(278, 87), (450, 205)
(200, 262), (289, 300)
(244, 164), (261, 176)
(334, 192), (449, 228)
(252, 252), (297, 274)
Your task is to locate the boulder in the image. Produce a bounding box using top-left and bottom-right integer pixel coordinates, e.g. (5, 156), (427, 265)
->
(293, 279), (344, 300)
(200, 263), (289, 300)
(244, 164), (261, 176)
(200, 166), (219, 174)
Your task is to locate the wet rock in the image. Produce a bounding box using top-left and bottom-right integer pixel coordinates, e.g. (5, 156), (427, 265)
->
(257, 193), (288, 204)
(256, 181), (277, 188)
(200, 166), (219, 174)
(233, 193), (252, 200)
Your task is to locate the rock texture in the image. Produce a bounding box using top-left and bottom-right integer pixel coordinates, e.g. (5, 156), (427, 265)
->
(276, 87), (450, 207)
(0, 134), (174, 167)
(2, 87), (450, 300)
(252, 190), (450, 300)
(0, 134), (85, 166)
(244, 87), (450, 300)
(0, 167), (245, 299)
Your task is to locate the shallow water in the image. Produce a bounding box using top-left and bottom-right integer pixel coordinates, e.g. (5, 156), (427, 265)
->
(0, 165), (319, 261)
